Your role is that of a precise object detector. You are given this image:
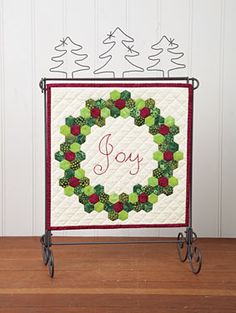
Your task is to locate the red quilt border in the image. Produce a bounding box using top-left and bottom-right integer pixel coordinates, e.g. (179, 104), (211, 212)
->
(46, 83), (193, 230)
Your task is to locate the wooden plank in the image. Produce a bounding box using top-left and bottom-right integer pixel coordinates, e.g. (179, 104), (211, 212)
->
(94, 0), (128, 79)
(191, 0), (222, 236)
(0, 287), (236, 296)
(0, 0), (4, 235)
(156, 0), (190, 77)
(34, 0), (64, 235)
(2, 0), (33, 235)
(1, 294), (234, 311)
(221, 0), (236, 237)
(0, 297), (236, 313)
(0, 0), (233, 239)
(66, 0), (95, 78)
(125, 0), (160, 77)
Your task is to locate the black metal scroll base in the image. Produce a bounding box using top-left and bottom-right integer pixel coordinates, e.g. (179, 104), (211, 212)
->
(40, 231), (54, 278)
(177, 227), (202, 274)
(40, 227), (202, 278)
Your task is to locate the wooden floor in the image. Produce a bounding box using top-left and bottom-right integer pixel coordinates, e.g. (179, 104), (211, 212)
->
(0, 237), (235, 313)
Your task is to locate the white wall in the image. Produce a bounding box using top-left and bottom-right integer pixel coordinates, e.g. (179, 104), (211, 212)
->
(0, 0), (235, 237)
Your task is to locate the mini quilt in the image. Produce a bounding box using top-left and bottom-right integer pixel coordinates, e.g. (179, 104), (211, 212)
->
(46, 82), (193, 230)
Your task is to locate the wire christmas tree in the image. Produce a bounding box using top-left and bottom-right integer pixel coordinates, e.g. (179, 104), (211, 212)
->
(147, 35), (186, 77)
(49, 36), (90, 78)
(94, 27), (144, 77)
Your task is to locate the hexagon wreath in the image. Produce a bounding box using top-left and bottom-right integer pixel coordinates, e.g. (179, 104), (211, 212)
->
(55, 90), (183, 222)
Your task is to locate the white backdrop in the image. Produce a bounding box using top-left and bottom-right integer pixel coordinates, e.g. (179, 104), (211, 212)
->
(0, 0), (235, 237)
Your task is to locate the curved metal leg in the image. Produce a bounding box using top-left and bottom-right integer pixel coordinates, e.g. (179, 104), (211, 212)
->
(177, 232), (188, 262)
(47, 249), (54, 278)
(177, 227), (202, 274)
(40, 234), (49, 265)
(40, 231), (54, 277)
(189, 246), (202, 274)
(42, 246), (50, 265)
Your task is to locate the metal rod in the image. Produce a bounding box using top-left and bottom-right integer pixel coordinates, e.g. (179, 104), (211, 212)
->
(43, 79), (48, 234)
(41, 77), (199, 88)
(43, 77), (190, 81)
(189, 82), (195, 227)
(52, 240), (179, 246)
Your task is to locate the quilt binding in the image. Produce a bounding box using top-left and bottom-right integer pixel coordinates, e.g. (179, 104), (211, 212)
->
(46, 83), (193, 230)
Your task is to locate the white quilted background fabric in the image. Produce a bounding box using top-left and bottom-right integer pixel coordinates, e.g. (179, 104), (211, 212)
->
(50, 85), (189, 228)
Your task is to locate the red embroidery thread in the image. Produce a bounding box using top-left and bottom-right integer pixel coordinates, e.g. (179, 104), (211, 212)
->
(94, 133), (143, 176)
(93, 134), (114, 175)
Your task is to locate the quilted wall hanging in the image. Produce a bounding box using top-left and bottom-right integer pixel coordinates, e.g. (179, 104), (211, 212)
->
(45, 81), (193, 230)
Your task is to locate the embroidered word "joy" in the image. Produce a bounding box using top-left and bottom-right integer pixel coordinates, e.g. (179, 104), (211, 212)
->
(93, 133), (143, 176)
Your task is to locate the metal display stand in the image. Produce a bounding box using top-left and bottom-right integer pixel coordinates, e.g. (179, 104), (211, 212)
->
(39, 77), (202, 278)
